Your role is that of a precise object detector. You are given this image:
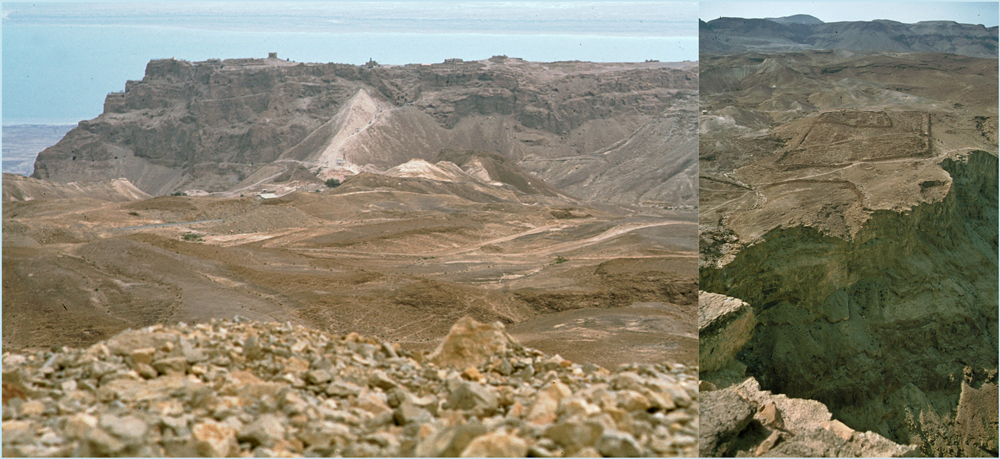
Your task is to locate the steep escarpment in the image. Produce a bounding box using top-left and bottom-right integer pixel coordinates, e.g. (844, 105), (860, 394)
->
(700, 151), (998, 456)
(32, 57), (697, 206)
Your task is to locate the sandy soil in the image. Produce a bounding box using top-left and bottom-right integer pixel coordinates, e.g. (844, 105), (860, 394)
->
(3, 172), (697, 369)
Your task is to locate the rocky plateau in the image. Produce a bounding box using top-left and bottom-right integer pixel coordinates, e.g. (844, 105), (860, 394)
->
(31, 56), (697, 209)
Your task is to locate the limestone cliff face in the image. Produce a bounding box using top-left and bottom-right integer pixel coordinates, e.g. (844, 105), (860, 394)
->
(700, 151), (998, 455)
(33, 57), (697, 205)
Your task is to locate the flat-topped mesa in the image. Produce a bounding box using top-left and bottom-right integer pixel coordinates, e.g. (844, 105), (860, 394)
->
(37, 56), (698, 204)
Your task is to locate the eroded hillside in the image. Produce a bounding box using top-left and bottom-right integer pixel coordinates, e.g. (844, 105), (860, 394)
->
(31, 56), (697, 208)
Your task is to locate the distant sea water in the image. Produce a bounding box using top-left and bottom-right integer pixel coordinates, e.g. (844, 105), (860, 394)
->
(3, 24), (698, 125)
(2, 124), (75, 176)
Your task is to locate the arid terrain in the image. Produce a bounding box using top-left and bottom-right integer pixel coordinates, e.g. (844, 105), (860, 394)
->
(4, 57), (699, 376)
(698, 17), (998, 458)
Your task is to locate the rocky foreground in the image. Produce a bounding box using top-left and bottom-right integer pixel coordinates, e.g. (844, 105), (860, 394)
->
(1, 317), (698, 457)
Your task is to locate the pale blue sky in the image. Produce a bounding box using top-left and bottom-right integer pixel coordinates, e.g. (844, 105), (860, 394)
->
(701, 2), (998, 26)
(2, 2), (699, 125)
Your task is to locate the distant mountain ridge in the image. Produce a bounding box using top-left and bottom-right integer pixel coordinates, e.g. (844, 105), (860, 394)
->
(765, 14), (824, 25)
(701, 16), (999, 57)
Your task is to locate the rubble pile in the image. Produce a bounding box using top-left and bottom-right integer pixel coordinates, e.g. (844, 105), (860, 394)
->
(2, 317), (698, 457)
(699, 378), (918, 457)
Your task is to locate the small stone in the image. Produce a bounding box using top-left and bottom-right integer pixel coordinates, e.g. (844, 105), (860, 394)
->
(239, 414), (286, 448)
(558, 397), (601, 419)
(394, 401), (432, 425)
(381, 341), (399, 359)
(572, 446), (602, 457)
(100, 414), (148, 443)
(19, 400), (45, 417)
(281, 391), (309, 415)
(611, 372), (644, 391)
(86, 427), (125, 456)
(617, 390), (652, 412)
(136, 363), (158, 379)
(63, 413), (98, 439)
(152, 356), (188, 375)
(369, 370), (398, 390)
(643, 388), (676, 411)
(462, 367), (484, 381)
(544, 420), (604, 452)
(758, 401), (784, 429)
(596, 430), (642, 457)
(180, 339), (207, 363)
(447, 381), (499, 416)
(355, 388), (390, 414)
(2, 420), (34, 444)
(528, 445), (556, 458)
(416, 422), (488, 457)
(193, 419), (239, 457)
(755, 430), (782, 457)
(326, 381), (362, 397)
(823, 419), (855, 441)
(285, 357), (310, 375)
(489, 359), (514, 376)
(297, 421), (352, 450)
(459, 431), (528, 457)
(527, 381), (572, 425)
(306, 369), (332, 385)
(506, 401), (525, 419)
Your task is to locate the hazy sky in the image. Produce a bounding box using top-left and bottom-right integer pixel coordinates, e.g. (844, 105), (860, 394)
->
(2, 2), (698, 125)
(701, 2), (999, 27)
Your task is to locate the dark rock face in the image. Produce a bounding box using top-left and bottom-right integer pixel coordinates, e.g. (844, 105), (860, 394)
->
(699, 19), (997, 456)
(33, 57), (697, 206)
(701, 17), (999, 57)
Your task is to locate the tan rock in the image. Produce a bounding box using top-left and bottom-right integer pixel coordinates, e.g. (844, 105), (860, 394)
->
(193, 419), (239, 457)
(758, 401), (784, 429)
(460, 431), (528, 457)
(63, 413), (98, 439)
(428, 317), (515, 370)
(505, 401), (525, 419)
(285, 356), (309, 375)
(557, 397), (601, 419)
(823, 419), (855, 441)
(354, 388), (390, 414)
(129, 347), (156, 366)
(152, 356), (188, 375)
(19, 400), (45, 417)
(617, 390), (652, 412)
(754, 430), (782, 457)
(462, 367), (484, 382)
(527, 381), (572, 425)
(3, 420), (34, 444)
